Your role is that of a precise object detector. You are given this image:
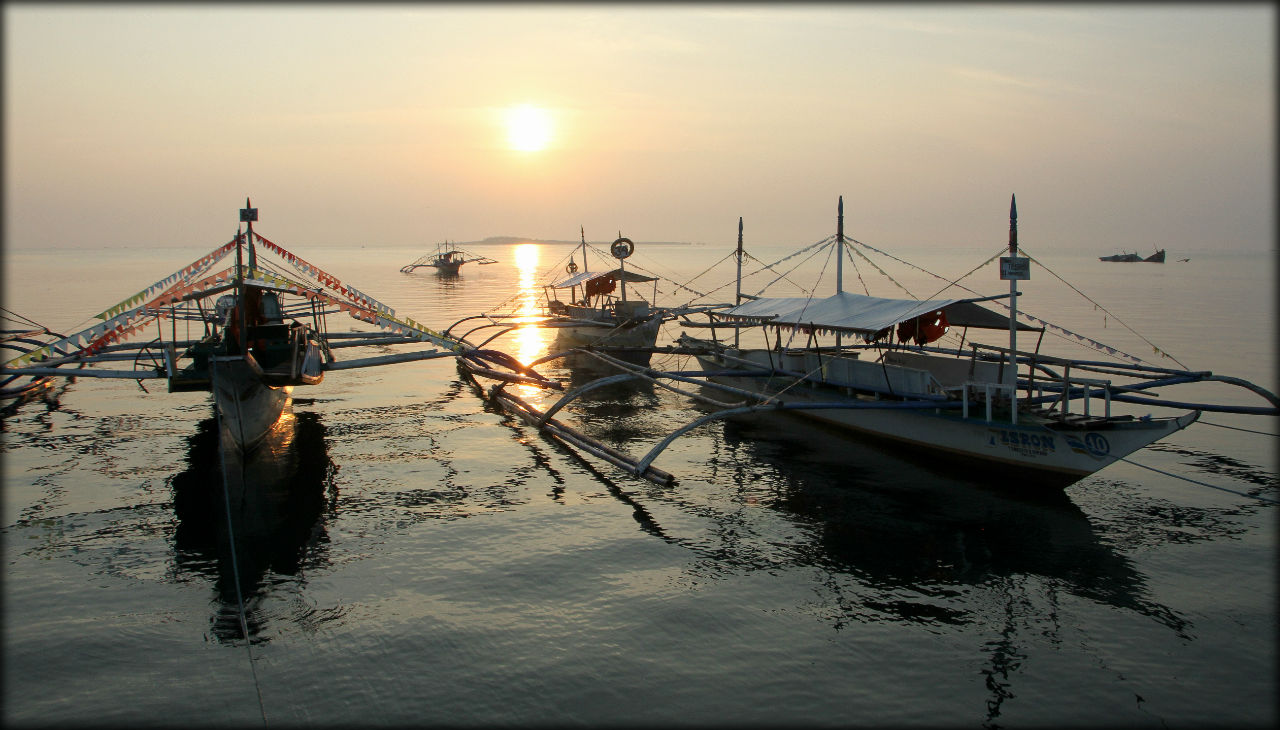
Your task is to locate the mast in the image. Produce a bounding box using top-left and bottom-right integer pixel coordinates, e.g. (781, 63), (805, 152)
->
(238, 198), (258, 353)
(234, 222), (245, 351)
(835, 197), (844, 350)
(575, 226), (585, 305)
(617, 229), (627, 303)
(836, 196), (844, 295)
(244, 197), (257, 272)
(735, 216), (744, 348)
(1008, 194), (1018, 423)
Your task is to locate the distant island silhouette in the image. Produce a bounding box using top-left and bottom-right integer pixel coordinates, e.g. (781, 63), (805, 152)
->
(464, 236), (697, 247)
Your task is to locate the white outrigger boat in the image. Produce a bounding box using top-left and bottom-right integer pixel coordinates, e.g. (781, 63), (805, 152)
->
(447, 229), (715, 370)
(542, 231), (663, 353)
(467, 196), (1279, 490)
(1, 200), (550, 454)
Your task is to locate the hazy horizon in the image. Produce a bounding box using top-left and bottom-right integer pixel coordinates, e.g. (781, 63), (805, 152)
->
(4, 3), (1274, 255)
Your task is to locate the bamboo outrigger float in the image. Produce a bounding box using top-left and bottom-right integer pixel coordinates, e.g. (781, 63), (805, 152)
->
(462, 196), (1279, 490)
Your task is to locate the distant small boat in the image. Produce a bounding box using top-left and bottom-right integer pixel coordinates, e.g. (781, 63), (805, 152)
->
(1099, 248), (1165, 263)
(400, 242), (498, 275)
(1099, 252), (1142, 262)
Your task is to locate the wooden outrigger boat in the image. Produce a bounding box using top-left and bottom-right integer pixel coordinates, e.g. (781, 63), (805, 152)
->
(465, 196), (1279, 490)
(445, 229), (717, 370)
(400, 242), (498, 275)
(1, 200), (550, 454)
(541, 230), (663, 355)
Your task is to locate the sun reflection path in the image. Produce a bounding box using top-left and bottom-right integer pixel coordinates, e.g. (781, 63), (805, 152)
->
(511, 244), (552, 397)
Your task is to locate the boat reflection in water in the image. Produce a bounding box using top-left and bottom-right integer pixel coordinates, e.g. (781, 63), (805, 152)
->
(171, 406), (337, 644)
(690, 410), (1192, 723)
(706, 411), (1186, 628)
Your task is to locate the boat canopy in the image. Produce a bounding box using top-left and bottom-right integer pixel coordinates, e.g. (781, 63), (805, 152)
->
(718, 292), (1038, 335)
(549, 269), (659, 289)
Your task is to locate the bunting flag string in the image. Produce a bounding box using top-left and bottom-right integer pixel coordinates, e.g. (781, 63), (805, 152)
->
(300, 288), (465, 353)
(1017, 248), (1186, 369)
(6, 266), (239, 367)
(94, 240), (237, 321)
(246, 269), (319, 295)
(990, 302), (1147, 365)
(252, 232), (395, 318)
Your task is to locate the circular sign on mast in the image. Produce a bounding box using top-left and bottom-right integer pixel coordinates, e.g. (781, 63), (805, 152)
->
(610, 237), (634, 260)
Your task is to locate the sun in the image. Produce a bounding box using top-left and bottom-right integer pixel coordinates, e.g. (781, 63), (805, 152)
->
(505, 104), (553, 152)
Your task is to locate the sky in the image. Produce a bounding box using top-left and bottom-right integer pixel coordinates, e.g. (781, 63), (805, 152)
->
(3, 3), (1275, 254)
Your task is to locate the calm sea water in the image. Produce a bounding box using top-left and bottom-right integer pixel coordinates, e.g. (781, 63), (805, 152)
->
(3, 234), (1276, 727)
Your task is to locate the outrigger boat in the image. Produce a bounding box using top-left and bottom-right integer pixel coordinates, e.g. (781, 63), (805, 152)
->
(446, 229), (700, 369)
(1100, 248), (1165, 263)
(1, 200), (549, 454)
(542, 230), (663, 353)
(467, 196), (1279, 490)
(400, 242), (498, 275)
(1, 310), (64, 414)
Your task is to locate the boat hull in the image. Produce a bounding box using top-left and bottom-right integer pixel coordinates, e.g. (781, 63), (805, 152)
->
(430, 262), (463, 275)
(689, 348), (1198, 488)
(210, 354), (291, 454)
(550, 315), (661, 351)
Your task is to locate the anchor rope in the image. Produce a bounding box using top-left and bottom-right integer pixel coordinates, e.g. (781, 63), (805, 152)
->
(1116, 455), (1280, 505)
(210, 362), (270, 726)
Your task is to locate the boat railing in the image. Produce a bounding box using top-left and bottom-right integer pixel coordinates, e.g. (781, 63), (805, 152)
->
(1030, 374), (1113, 420)
(958, 381), (1018, 423)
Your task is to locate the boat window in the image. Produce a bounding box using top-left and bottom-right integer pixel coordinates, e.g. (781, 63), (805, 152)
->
(261, 292), (284, 322)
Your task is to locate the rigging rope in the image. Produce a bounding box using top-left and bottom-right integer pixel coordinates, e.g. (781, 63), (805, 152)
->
(919, 249), (1007, 304)
(842, 241), (873, 297)
(670, 249), (739, 303)
(846, 244), (909, 297)
(1017, 248), (1186, 369)
(779, 241), (839, 351)
(750, 239), (830, 298)
(1116, 455), (1279, 505)
(0, 307), (55, 332)
(845, 239), (1157, 366)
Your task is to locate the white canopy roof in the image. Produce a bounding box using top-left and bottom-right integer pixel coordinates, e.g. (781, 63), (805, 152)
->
(719, 292), (1036, 334)
(549, 269), (658, 289)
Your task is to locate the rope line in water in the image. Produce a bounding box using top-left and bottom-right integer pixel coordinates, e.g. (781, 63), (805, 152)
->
(1200, 420), (1280, 438)
(1116, 455), (1280, 505)
(211, 363), (270, 726)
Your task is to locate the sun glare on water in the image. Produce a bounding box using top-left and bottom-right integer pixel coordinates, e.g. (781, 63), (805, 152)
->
(511, 243), (550, 385)
(505, 104), (553, 152)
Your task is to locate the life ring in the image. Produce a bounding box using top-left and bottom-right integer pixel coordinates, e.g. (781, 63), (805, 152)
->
(566, 261), (578, 274)
(610, 237), (635, 260)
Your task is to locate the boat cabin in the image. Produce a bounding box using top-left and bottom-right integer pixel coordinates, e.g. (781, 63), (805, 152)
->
(545, 269), (659, 324)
